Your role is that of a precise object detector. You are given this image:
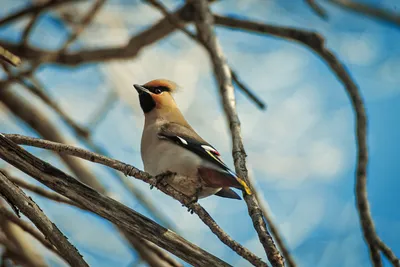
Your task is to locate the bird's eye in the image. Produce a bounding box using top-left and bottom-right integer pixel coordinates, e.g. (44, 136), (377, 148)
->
(154, 88), (162, 94)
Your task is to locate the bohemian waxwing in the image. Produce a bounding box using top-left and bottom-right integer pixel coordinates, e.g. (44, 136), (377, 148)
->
(134, 79), (252, 201)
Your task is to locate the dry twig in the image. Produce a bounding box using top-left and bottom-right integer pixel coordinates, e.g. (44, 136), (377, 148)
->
(327, 0), (400, 27)
(0, 134), (267, 266)
(305, 0), (328, 19)
(0, 169), (88, 267)
(0, 205), (60, 257)
(4, 133), (267, 267)
(192, 1), (284, 266)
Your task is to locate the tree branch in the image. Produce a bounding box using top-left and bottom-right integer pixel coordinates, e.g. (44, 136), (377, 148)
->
(327, 0), (400, 28)
(0, 205), (61, 258)
(0, 134), (266, 267)
(191, 1), (284, 266)
(213, 12), (397, 267)
(0, 0), (83, 27)
(0, 169), (88, 267)
(305, 0), (328, 19)
(145, 0), (266, 110)
(0, 85), (182, 267)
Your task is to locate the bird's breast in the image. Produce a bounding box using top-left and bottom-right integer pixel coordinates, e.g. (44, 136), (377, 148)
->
(140, 122), (220, 198)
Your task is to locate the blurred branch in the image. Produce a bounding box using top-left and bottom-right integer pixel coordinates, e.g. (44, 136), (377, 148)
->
(0, 87), (181, 267)
(0, 46), (21, 67)
(0, 2), (200, 65)
(215, 10), (399, 267)
(0, 202), (50, 267)
(0, 170), (88, 267)
(6, 171), (182, 267)
(21, 11), (41, 47)
(376, 237), (400, 267)
(0, 134), (245, 267)
(6, 173), (78, 208)
(0, 205), (61, 258)
(4, 134), (268, 267)
(0, 0), (82, 27)
(231, 70), (266, 110)
(327, 0), (400, 27)
(305, 0), (328, 19)
(146, 0), (266, 109)
(59, 0), (106, 53)
(192, 1), (284, 266)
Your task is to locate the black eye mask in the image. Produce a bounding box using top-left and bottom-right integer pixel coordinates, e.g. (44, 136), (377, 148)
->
(145, 86), (170, 94)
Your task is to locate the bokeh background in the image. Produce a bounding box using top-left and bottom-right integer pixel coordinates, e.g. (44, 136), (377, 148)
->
(0, 0), (399, 266)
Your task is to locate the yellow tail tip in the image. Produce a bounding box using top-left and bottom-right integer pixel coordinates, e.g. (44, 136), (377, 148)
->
(237, 178), (252, 195)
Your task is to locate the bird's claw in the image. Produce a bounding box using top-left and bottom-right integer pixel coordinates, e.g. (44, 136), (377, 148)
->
(182, 185), (202, 214)
(150, 171), (176, 189)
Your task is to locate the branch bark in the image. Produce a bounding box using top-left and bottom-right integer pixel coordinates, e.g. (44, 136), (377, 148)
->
(191, 1), (284, 266)
(0, 170), (88, 267)
(0, 87), (182, 267)
(0, 134), (253, 267)
(3, 134), (268, 267)
(213, 12), (400, 267)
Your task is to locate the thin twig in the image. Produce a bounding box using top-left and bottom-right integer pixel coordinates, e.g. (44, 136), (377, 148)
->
(192, 1), (284, 266)
(231, 70), (266, 110)
(376, 237), (400, 267)
(0, 84), (181, 267)
(0, 0), (81, 27)
(21, 11), (41, 47)
(145, 0), (266, 110)
(0, 206), (60, 257)
(327, 0), (400, 27)
(305, 0), (328, 19)
(3, 134), (268, 267)
(213, 13), (390, 267)
(0, 46), (21, 67)
(6, 174), (78, 208)
(0, 134), (242, 267)
(0, 170), (88, 267)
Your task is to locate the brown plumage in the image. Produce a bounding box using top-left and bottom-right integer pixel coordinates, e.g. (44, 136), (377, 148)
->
(133, 79), (252, 201)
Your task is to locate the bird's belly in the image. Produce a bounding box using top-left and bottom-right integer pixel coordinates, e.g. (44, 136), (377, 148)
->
(142, 140), (220, 198)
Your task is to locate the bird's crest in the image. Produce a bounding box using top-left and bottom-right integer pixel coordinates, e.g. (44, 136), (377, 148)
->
(143, 79), (180, 93)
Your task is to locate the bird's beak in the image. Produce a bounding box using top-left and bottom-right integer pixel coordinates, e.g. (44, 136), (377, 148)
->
(133, 84), (151, 95)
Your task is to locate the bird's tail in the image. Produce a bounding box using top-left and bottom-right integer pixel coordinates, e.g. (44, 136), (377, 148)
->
(237, 178), (252, 195)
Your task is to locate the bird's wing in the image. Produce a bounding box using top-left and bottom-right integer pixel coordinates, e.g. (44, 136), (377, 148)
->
(158, 123), (252, 195)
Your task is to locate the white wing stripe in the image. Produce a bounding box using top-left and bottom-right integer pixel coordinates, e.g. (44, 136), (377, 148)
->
(177, 136), (188, 145)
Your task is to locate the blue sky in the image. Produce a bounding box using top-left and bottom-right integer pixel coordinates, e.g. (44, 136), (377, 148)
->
(0, 0), (399, 266)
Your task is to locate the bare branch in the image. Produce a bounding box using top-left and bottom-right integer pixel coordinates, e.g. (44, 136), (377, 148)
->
(0, 169), (88, 267)
(376, 237), (400, 267)
(6, 174), (78, 208)
(231, 70), (266, 110)
(0, 0), (83, 27)
(0, 46), (21, 67)
(146, 0), (265, 109)
(21, 11), (41, 47)
(4, 134), (267, 266)
(212, 12), (394, 267)
(0, 206), (60, 257)
(59, 0), (106, 53)
(192, 1), (284, 266)
(247, 176), (296, 267)
(327, 0), (400, 27)
(0, 87), (181, 267)
(305, 0), (328, 19)
(0, 134), (241, 267)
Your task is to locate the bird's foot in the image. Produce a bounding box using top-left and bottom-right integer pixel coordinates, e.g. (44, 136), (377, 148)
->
(182, 185), (202, 214)
(150, 171), (176, 189)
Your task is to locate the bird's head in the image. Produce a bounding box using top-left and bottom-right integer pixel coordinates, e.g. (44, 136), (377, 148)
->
(133, 79), (179, 114)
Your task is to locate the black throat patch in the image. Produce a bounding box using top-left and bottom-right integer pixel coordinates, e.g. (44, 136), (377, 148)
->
(139, 93), (156, 113)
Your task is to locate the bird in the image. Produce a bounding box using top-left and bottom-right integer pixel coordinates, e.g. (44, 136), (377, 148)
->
(133, 79), (252, 203)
